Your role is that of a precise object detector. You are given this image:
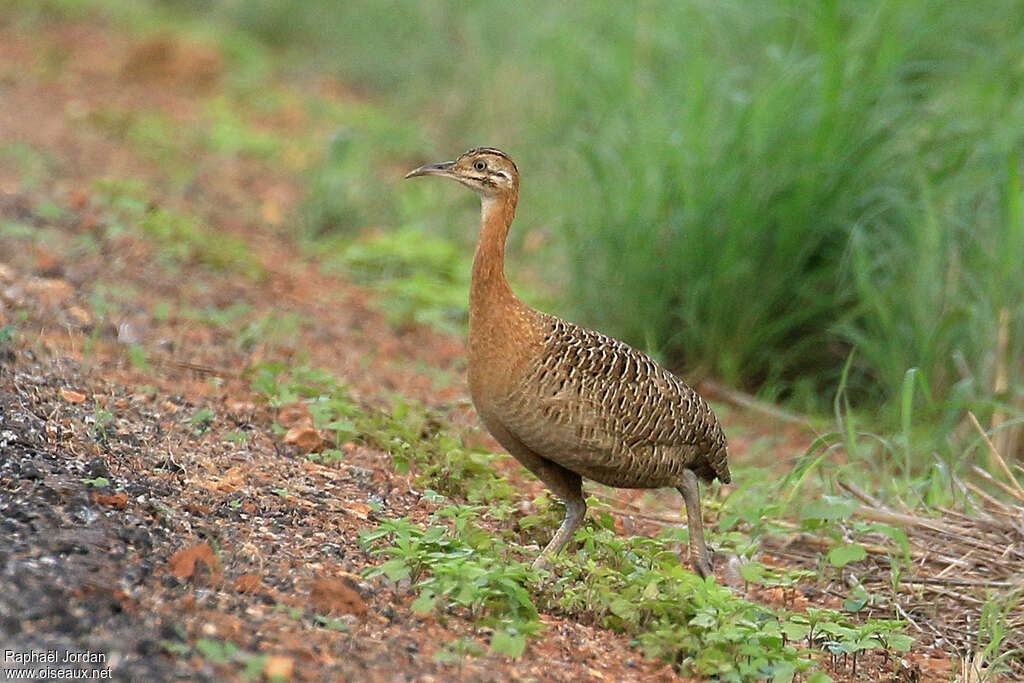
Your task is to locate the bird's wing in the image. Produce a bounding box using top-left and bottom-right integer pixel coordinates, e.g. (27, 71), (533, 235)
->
(496, 318), (730, 484)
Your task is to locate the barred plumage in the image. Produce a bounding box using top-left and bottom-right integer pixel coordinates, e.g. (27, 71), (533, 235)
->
(499, 317), (729, 489)
(406, 147), (730, 578)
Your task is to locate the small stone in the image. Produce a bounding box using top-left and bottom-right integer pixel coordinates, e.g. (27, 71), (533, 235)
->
(86, 457), (110, 478)
(19, 462), (43, 480)
(117, 321), (142, 345)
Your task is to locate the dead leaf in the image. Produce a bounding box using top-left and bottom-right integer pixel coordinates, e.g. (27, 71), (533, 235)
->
(345, 502), (372, 520)
(225, 397), (256, 414)
(202, 465), (247, 494)
(68, 188), (90, 210)
(72, 584), (136, 612)
(233, 574), (262, 594)
(93, 492), (128, 509)
(278, 402), (312, 429)
(35, 247), (60, 275)
(25, 277), (74, 307)
(66, 306), (92, 326)
(168, 542), (217, 580)
(310, 577), (366, 616)
(264, 655), (294, 680)
(284, 426), (325, 453)
(59, 388), (87, 403)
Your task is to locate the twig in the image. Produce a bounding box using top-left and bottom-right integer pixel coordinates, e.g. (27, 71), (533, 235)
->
(597, 500), (686, 526)
(898, 576), (1017, 588)
(837, 478), (882, 508)
(962, 479), (1015, 514)
(852, 506), (978, 541)
(968, 411), (1024, 502)
(697, 379), (811, 426)
(935, 549), (974, 578)
(154, 357), (241, 379)
(991, 307), (1011, 461)
(892, 599), (923, 632)
(969, 464), (1024, 506)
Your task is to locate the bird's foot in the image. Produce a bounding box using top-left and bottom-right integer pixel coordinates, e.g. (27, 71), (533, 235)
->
(692, 552), (714, 579)
(531, 554), (554, 572)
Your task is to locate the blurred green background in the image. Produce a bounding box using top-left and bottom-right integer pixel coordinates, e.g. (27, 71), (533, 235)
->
(26, 0), (1024, 466)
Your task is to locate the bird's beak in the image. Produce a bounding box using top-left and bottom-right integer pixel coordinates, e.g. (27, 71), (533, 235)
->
(404, 160), (455, 179)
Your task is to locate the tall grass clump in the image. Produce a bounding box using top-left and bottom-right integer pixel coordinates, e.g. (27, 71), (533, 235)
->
(546, 1), (1024, 420)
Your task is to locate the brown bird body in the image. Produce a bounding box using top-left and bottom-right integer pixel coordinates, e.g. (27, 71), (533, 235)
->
(406, 147), (730, 577)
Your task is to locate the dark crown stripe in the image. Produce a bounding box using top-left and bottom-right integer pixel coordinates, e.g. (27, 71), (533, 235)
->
(460, 147), (518, 171)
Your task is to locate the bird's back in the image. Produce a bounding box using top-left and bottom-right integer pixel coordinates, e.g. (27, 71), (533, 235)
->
(491, 315), (730, 489)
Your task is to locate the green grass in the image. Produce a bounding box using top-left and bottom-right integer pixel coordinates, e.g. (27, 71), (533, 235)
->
(90, 177), (264, 279)
(0, 142), (61, 190)
(309, 227), (471, 333)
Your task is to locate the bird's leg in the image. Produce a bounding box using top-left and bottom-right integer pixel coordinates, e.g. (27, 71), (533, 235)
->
(517, 457), (584, 569)
(491, 435), (586, 569)
(534, 489), (586, 570)
(678, 470), (713, 578)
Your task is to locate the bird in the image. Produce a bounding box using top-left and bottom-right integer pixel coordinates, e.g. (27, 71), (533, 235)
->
(405, 147), (730, 577)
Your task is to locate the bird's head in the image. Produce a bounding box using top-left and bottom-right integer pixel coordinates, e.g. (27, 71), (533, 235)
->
(405, 147), (519, 200)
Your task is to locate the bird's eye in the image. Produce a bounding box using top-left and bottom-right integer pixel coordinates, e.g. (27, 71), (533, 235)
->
(473, 160), (487, 171)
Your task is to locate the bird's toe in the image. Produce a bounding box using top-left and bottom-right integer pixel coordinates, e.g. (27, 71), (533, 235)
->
(693, 555), (714, 579)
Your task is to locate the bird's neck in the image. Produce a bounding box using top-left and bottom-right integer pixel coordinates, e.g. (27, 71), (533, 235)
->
(468, 188), (541, 389)
(470, 192), (519, 313)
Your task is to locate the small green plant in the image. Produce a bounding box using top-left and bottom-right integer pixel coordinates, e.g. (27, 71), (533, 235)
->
(250, 362), (516, 503)
(236, 311), (304, 351)
(738, 562), (816, 603)
(0, 141), (57, 190)
(182, 302), (253, 328)
(973, 588), (1024, 679)
(307, 448), (345, 463)
(192, 638), (268, 678)
(827, 543), (867, 569)
(190, 408), (216, 433)
(82, 476), (111, 488)
(84, 293), (117, 357)
(128, 344), (151, 371)
(224, 431), (248, 444)
(310, 227), (471, 333)
(203, 96), (285, 160)
(90, 178), (264, 279)
(90, 406), (115, 443)
(361, 504), (543, 659)
(313, 614), (349, 632)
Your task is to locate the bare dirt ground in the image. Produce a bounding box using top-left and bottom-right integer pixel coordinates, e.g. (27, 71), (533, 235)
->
(0, 10), (994, 682)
